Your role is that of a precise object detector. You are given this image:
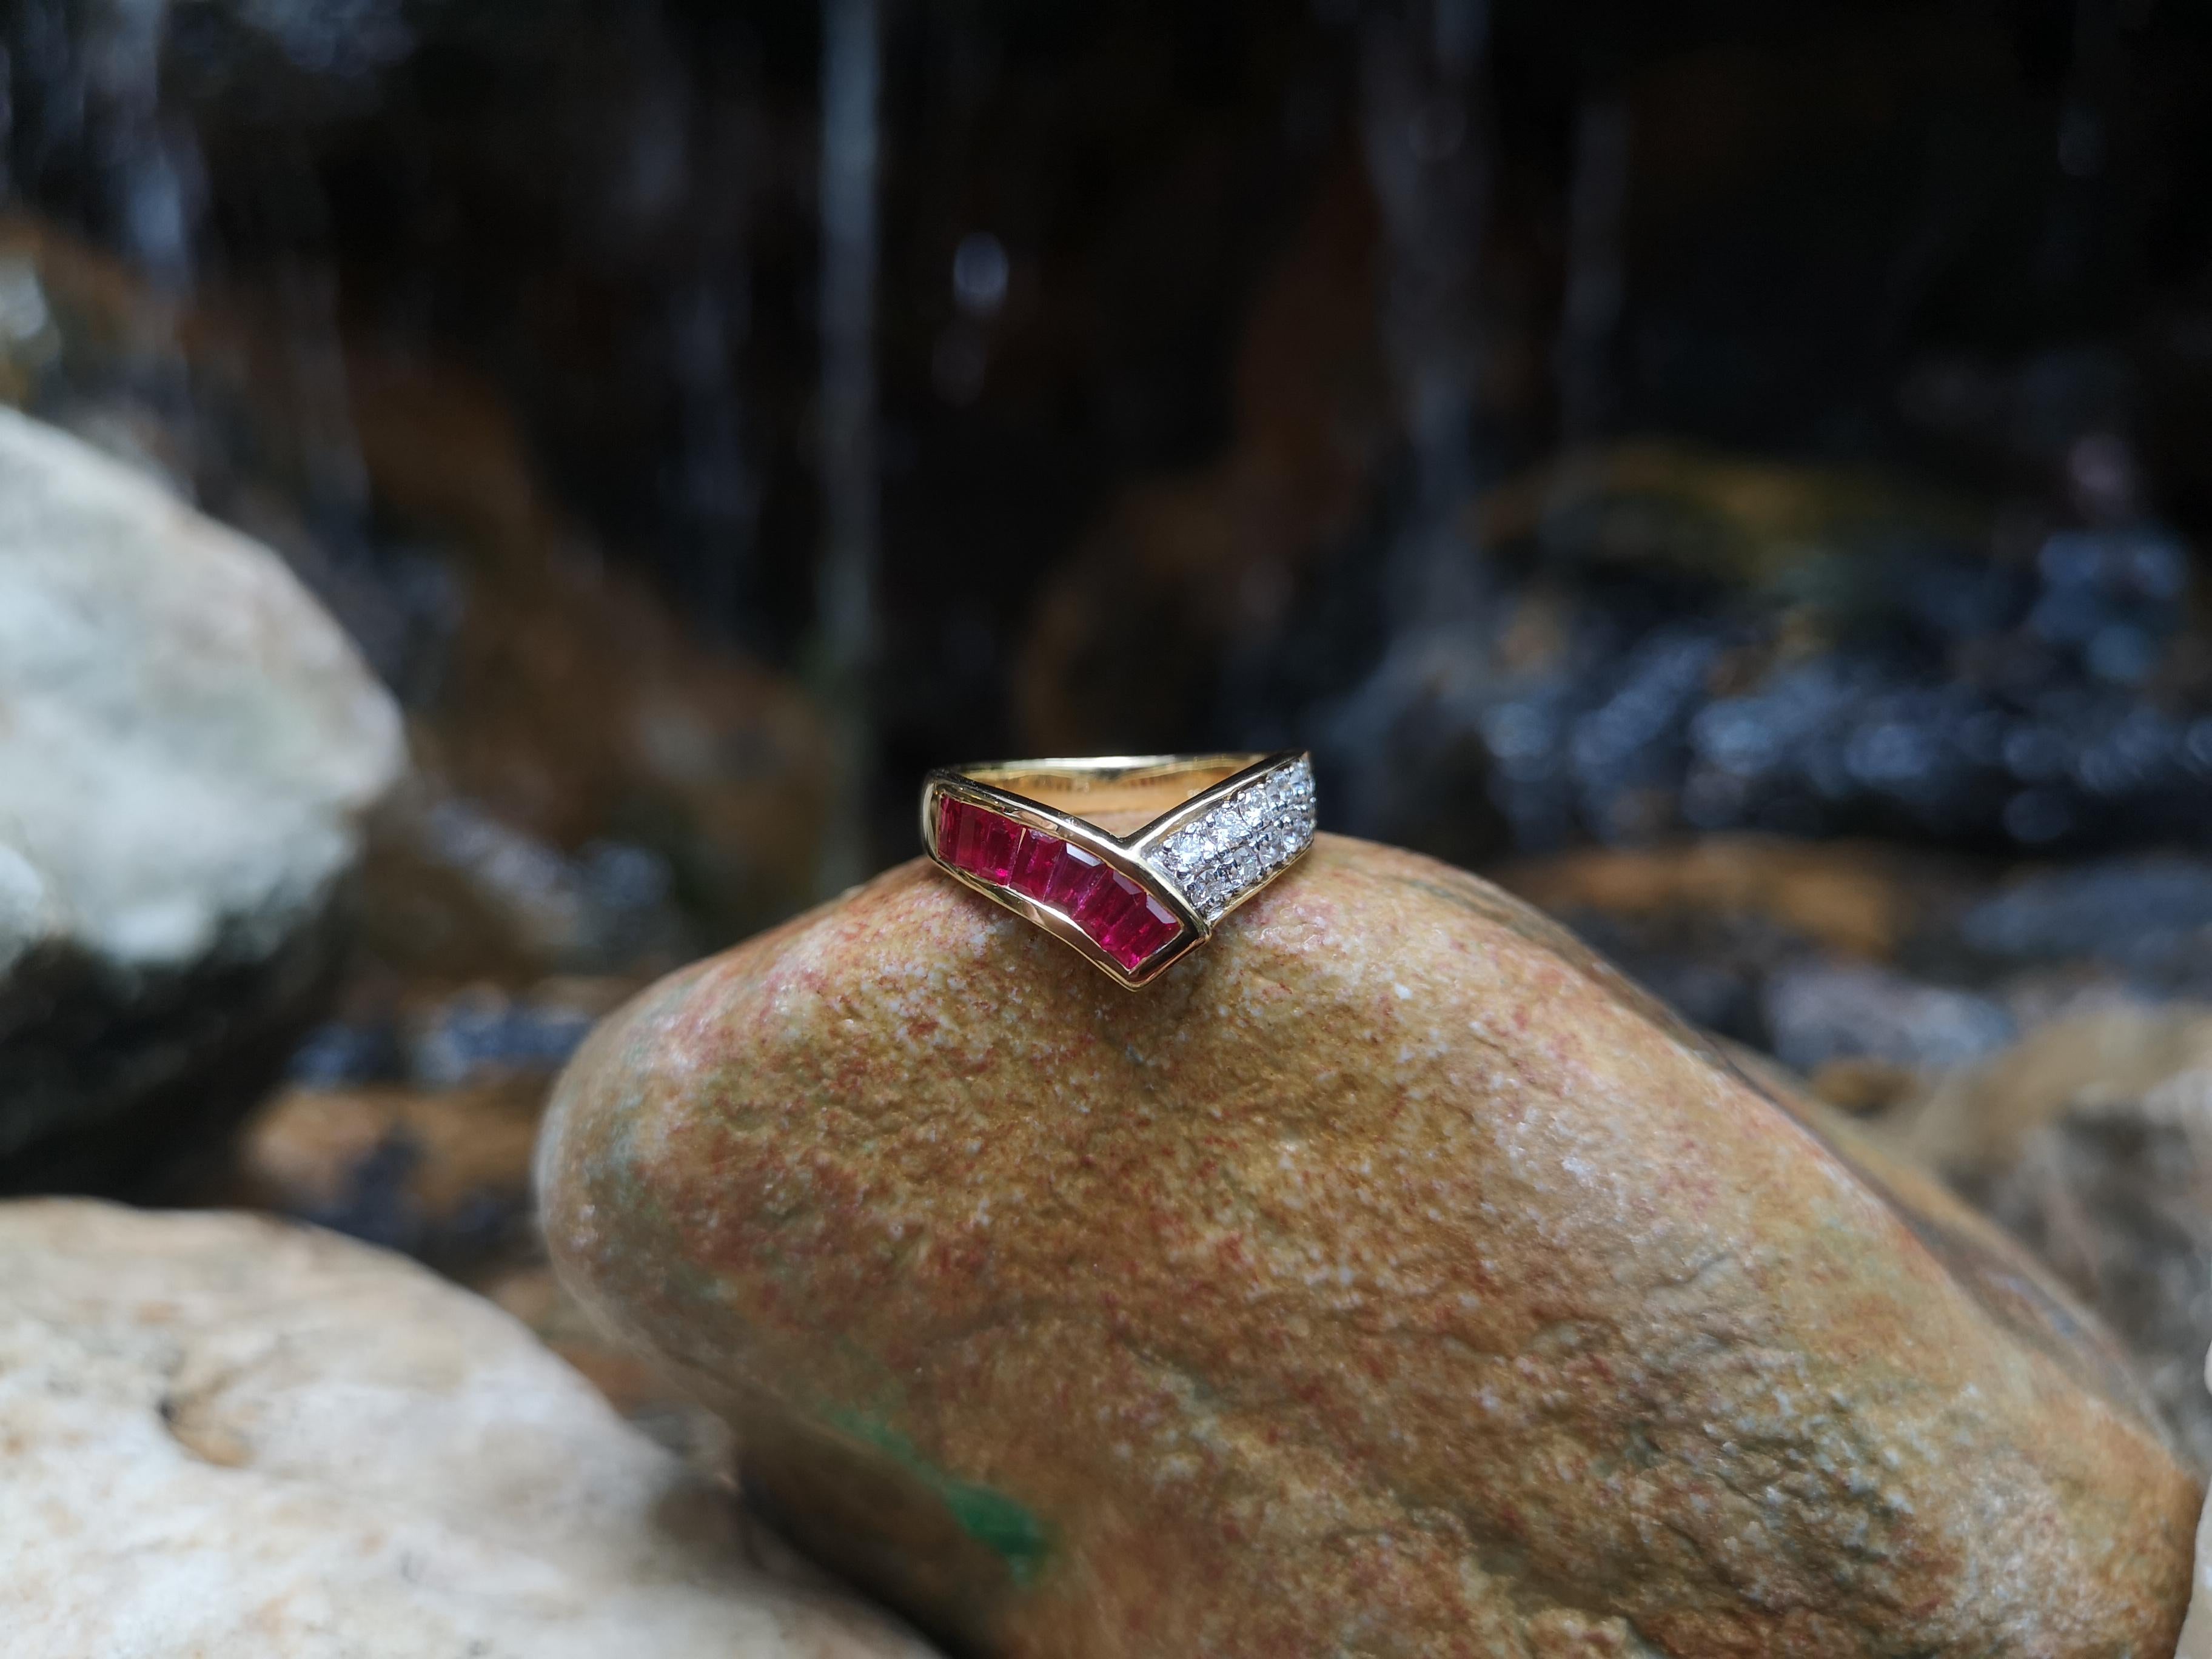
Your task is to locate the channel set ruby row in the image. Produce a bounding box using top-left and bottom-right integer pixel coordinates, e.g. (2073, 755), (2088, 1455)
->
(936, 756), (1319, 972)
(936, 799), (1186, 970)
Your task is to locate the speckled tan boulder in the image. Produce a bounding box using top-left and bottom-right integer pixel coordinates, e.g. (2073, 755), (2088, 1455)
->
(538, 836), (2198, 1658)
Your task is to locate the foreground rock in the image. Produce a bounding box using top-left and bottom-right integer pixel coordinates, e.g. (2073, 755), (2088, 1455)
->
(541, 836), (2197, 1658)
(0, 408), (405, 1188)
(0, 1199), (936, 1659)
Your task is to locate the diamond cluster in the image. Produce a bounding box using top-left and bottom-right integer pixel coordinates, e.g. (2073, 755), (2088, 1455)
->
(1153, 757), (1316, 920)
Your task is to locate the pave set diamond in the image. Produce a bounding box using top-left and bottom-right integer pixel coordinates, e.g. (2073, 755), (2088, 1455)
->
(1152, 756), (1316, 920)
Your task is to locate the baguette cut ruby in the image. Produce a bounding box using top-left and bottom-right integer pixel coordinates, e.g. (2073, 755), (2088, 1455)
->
(971, 812), (1020, 882)
(1104, 895), (1181, 968)
(1077, 871), (1145, 940)
(939, 797), (1016, 882)
(1009, 828), (1063, 897)
(1094, 887), (1147, 953)
(931, 795), (1186, 973)
(936, 798), (974, 868)
(1042, 843), (1110, 913)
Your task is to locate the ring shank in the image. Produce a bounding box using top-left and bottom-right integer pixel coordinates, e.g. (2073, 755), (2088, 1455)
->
(950, 753), (1264, 819)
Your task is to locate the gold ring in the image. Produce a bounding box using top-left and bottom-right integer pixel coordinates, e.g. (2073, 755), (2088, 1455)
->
(921, 752), (1316, 988)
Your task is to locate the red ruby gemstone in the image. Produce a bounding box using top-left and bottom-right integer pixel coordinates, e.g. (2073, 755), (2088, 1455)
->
(1042, 843), (1113, 914)
(939, 798), (1022, 882)
(1008, 828), (1064, 898)
(1102, 893), (1182, 969)
(1076, 870), (1145, 940)
(970, 810), (1021, 882)
(937, 797), (975, 868)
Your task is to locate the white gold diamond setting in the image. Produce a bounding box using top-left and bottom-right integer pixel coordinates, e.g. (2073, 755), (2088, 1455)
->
(1152, 756), (1316, 920)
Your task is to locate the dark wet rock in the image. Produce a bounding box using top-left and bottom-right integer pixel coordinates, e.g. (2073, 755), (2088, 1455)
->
(1026, 438), (2212, 866)
(401, 982), (612, 1090)
(1491, 836), (1985, 1057)
(235, 978), (632, 1271)
(1350, 446), (2212, 862)
(1878, 1003), (2212, 1473)
(1489, 839), (2212, 1141)
(1957, 858), (2212, 993)
(22, 1), (2212, 871)
(232, 1078), (544, 1269)
(0, 407), (404, 1190)
(360, 785), (694, 984)
(1761, 960), (2016, 1079)
(288, 978), (623, 1093)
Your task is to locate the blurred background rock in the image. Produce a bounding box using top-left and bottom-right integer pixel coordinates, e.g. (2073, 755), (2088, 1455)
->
(8, 0), (2212, 1480)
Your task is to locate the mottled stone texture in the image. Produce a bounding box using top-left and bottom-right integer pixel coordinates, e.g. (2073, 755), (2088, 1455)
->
(1, 1199), (936, 1659)
(539, 836), (2198, 1658)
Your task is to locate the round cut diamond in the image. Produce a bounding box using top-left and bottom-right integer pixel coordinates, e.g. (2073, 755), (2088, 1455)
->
(1142, 756), (1315, 920)
(1161, 830), (1204, 874)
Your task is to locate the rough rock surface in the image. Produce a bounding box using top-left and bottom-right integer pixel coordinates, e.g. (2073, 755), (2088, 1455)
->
(540, 836), (2199, 1658)
(0, 407), (405, 1187)
(0, 1198), (937, 1659)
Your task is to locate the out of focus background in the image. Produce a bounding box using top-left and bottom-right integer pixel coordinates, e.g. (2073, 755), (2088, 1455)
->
(9, 0), (2212, 1469)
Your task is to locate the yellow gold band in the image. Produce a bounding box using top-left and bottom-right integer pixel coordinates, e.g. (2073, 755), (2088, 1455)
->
(921, 751), (1316, 988)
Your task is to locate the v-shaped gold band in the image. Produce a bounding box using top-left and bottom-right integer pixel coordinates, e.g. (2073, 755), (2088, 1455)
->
(922, 751), (1317, 988)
